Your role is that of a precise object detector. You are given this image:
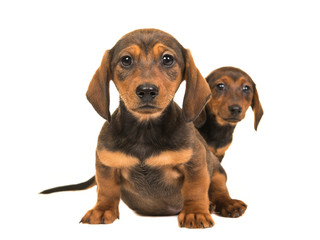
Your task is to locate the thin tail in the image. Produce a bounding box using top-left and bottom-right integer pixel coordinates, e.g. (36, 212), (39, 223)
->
(40, 176), (96, 194)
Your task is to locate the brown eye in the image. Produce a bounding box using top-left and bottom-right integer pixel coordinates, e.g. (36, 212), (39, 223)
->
(120, 55), (133, 68)
(242, 85), (251, 93)
(161, 54), (175, 67)
(215, 83), (225, 91)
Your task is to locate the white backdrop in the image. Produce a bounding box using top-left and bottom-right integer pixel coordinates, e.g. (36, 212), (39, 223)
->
(1, 0), (319, 239)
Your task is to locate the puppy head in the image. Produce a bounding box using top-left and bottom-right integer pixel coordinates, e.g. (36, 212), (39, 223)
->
(195, 67), (263, 130)
(86, 29), (210, 122)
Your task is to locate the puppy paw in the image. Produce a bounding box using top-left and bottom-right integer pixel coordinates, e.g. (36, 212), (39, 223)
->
(80, 208), (119, 224)
(212, 199), (247, 218)
(178, 211), (214, 228)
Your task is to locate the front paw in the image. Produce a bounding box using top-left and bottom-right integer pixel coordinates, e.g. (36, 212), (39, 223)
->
(178, 210), (214, 228)
(80, 208), (119, 224)
(211, 199), (247, 218)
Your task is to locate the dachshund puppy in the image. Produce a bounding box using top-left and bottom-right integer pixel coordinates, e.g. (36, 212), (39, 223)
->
(194, 67), (263, 161)
(41, 30), (247, 228)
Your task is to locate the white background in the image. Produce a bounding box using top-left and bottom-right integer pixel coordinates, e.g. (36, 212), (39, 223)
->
(1, 0), (319, 239)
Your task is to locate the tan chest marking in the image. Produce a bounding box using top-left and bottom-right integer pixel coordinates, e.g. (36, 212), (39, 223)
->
(145, 148), (193, 166)
(216, 143), (231, 156)
(208, 143), (231, 156)
(98, 148), (193, 168)
(97, 149), (139, 168)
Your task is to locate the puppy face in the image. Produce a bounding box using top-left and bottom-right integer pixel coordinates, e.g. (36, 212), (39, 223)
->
(205, 67), (263, 129)
(86, 29), (211, 123)
(110, 33), (185, 119)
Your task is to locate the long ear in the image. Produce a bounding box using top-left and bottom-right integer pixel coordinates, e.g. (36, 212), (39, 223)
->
(251, 84), (263, 130)
(193, 108), (207, 128)
(86, 50), (111, 121)
(182, 49), (211, 122)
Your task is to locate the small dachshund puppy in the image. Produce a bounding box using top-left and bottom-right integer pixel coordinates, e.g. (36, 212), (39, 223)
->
(41, 29), (247, 228)
(194, 67), (263, 161)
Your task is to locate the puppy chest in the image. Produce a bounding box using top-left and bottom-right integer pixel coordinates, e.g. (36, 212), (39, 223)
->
(97, 148), (191, 196)
(120, 166), (184, 198)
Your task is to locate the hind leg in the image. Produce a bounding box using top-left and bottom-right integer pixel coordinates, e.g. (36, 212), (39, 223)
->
(209, 167), (247, 218)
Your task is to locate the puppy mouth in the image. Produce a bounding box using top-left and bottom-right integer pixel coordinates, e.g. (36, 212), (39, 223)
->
(133, 104), (162, 113)
(223, 117), (241, 123)
(139, 105), (157, 109)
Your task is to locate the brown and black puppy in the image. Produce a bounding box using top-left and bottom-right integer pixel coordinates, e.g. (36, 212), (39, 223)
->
(41, 29), (247, 228)
(194, 67), (263, 161)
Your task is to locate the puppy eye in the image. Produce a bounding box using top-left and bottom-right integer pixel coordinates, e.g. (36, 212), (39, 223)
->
(242, 85), (251, 93)
(215, 83), (225, 91)
(161, 54), (175, 67)
(120, 55), (133, 68)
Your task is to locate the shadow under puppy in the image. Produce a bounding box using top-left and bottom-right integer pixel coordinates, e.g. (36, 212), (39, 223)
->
(194, 67), (263, 161)
(41, 29), (247, 228)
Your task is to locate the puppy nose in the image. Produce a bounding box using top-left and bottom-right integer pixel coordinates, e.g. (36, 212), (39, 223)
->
(136, 84), (159, 101)
(228, 104), (242, 115)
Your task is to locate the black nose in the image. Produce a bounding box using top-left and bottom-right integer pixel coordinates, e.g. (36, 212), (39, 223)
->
(136, 84), (159, 102)
(228, 104), (242, 115)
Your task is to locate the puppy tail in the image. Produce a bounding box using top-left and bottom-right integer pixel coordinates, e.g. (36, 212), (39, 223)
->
(39, 176), (96, 194)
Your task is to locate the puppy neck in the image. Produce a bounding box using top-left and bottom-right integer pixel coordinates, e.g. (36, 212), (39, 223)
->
(112, 100), (188, 143)
(197, 108), (236, 149)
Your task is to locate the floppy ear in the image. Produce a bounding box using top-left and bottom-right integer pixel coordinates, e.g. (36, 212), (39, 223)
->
(251, 84), (263, 130)
(86, 50), (111, 122)
(193, 108), (207, 128)
(182, 49), (211, 122)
